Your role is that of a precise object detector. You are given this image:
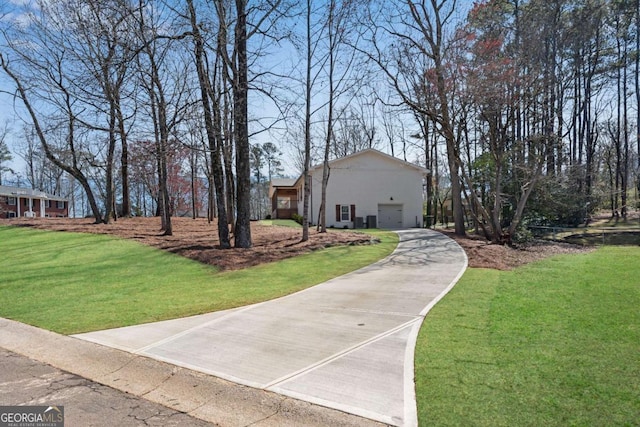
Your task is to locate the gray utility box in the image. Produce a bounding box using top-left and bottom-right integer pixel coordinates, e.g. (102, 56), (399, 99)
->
(366, 215), (377, 229)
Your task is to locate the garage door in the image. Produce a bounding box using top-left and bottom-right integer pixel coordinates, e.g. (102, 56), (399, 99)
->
(377, 204), (403, 229)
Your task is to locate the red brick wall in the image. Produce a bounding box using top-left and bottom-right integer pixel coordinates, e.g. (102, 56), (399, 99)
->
(0, 196), (18, 218)
(46, 200), (68, 217)
(0, 196), (68, 218)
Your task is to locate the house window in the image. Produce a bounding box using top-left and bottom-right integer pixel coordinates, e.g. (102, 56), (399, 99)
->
(340, 205), (350, 221)
(7, 197), (16, 205)
(45, 199), (51, 208)
(7, 211), (16, 218)
(335, 204), (355, 223)
(277, 197), (290, 209)
(56, 200), (65, 209)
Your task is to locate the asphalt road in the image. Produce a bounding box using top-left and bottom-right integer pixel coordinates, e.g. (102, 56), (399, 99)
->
(0, 348), (214, 427)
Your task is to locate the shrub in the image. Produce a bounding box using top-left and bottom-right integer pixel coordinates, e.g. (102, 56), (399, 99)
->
(512, 224), (535, 245)
(291, 213), (303, 225)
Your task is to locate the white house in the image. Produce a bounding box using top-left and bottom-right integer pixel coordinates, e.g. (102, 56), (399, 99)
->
(269, 148), (428, 229)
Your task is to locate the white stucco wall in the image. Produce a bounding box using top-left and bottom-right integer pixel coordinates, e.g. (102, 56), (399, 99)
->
(308, 150), (425, 229)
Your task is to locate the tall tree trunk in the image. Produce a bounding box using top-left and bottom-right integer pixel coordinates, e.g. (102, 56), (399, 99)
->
(138, 3), (172, 235)
(104, 102), (117, 224)
(233, 0), (252, 248)
(636, 0), (640, 177)
(118, 104), (131, 218)
(158, 143), (172, 235)
(621, 30), (629, 218)
(417, 1), (465, 235)
(186, 0), (230, 247)
(318, 0), (337, 234)
(301, 0), (312, 242)
(190, 146), (198, 219)
(222, 88), (236, 232)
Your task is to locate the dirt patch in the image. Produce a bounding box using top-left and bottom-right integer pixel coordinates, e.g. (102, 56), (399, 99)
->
(1, 217), (592, 271)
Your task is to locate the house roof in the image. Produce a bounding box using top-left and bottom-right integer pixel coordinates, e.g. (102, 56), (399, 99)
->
(270, 178), (297, 187)
(310, 148), (429, 174)
(0, 185), (67, 201)
(268, 149), (429, 196)
(268, 178), (298, 198)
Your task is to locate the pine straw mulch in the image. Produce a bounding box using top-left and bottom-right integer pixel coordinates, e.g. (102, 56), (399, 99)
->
(441, 229), (594, 270)
(1, 217), (373, 271)
(2, 217), (593, 271)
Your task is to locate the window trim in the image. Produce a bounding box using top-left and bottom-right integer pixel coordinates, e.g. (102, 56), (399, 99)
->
(340, 205), (350, 222)
(7, 196), (16, 206)
(335, 204), (355, 223)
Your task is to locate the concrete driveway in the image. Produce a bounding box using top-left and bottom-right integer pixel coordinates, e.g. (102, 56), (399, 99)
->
(75, 229), (467, 426)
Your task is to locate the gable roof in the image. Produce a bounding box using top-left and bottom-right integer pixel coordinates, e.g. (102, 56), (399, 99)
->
(268, 178), (298, 198)
(269, 148), (429, 196)
(0, 185), (67, 201)
(310, 148), (429, 174)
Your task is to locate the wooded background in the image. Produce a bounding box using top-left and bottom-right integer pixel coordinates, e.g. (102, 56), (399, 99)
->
(0, 0), (638, 246)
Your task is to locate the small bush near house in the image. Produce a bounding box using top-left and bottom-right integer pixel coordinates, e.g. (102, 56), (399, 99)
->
(291, 213), (303, 225)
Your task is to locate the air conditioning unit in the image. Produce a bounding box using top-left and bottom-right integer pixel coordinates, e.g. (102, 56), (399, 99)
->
(366, 215), (377, 229)
(354, 217), (364, 229)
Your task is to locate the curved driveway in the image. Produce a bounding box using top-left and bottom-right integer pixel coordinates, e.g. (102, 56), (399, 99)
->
(75, 229), (467, 426)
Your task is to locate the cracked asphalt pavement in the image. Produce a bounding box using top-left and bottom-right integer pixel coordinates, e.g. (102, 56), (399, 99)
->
(0, 349), (214, 427)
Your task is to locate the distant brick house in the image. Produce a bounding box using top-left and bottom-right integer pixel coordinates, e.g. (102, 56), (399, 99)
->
(0, 185), (69, 218)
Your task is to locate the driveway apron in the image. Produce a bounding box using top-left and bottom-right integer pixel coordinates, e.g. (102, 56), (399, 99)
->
(75, 229), (467, 426)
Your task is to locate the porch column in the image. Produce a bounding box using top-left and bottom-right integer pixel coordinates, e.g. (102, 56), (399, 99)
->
(40, 198), (46, 217)
(17, 197), (21, 217)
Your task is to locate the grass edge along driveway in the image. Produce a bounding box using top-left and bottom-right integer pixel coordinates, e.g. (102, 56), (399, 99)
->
(0, 225), (397, 335)
(415, 246), (640, 426)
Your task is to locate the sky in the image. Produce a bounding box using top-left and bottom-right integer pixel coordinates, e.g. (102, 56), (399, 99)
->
(0, 0), (475, 186)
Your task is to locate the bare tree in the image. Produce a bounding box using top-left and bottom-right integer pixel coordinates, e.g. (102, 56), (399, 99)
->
(0, 2), (107, 222)
(362, 0), (466, 235)
(301, 0), (313, 241)
(636, 0), (640, 190)
(317, 0), (363, 233)
(230, 0), (253, 247)
(0, 123), (13, 185)
(134, 0), (182, 235)
(185, 0), (232, 247)
(213, 0), (285, 247)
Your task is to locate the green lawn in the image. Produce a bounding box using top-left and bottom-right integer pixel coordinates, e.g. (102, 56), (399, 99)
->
(0, 225), (396, 334)
(5, 223), (638, 425)
(415, 246), (640, 426)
